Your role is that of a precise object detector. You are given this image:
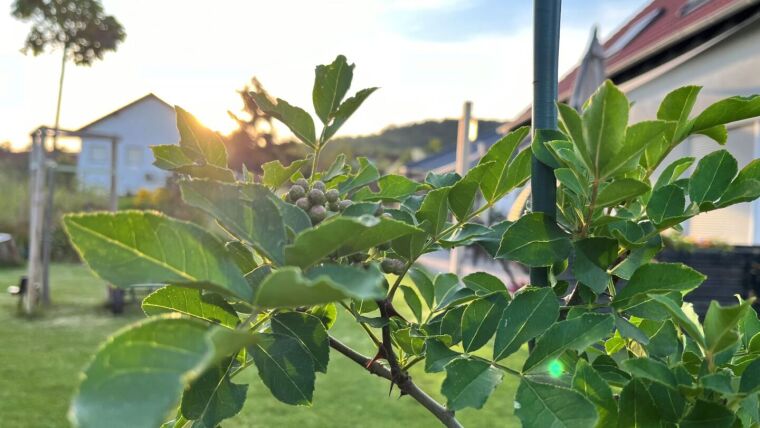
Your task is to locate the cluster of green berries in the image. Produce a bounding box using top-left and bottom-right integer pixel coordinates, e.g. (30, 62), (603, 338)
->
(286, 178), (352, 225)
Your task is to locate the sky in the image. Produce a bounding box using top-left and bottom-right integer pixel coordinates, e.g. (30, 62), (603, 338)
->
(0, 0), (644, 151)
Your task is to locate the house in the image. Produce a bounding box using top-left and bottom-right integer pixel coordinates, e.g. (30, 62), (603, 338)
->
(76, 93), (178, 195)
(408, 0), (760, 245)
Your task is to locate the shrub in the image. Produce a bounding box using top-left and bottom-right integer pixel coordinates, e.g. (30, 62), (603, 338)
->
(64, 56), (760, 427)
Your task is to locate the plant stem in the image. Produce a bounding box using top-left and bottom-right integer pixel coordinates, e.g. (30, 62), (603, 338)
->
(469, 354), (522, 377)
(338, 301), (382, 347)
(329, 336), (463, 428)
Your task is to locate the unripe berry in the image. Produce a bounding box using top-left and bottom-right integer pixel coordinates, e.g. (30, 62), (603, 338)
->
(309, 205), (327, 224)
(295, 178), (309, 189)
(337, 199), (352, 211)
(327, 201), (340, 212)
(375, 205), (384, 216)
(308, 188), (326, 205)
(295, 197), (311, 211)
(288, 185), (306, 201)
(325, 188), (340, 203)
(313, 180), (326, 192)
(381, 258), (405, 275)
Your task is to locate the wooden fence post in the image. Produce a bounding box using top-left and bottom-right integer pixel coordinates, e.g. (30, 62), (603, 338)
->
(450, 101), (473, 276)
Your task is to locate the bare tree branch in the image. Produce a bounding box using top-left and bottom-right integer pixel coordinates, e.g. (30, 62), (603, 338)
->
(328, 336), (463, 428)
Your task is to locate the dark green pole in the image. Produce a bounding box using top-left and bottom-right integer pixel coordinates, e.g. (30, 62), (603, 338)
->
(530, 0), (561, 287)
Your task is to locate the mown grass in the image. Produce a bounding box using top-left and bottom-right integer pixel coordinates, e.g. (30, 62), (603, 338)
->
(0, 264), (523, 427)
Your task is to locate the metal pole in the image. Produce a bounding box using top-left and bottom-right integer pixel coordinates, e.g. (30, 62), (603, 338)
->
(450, 101), (472, 276)
(51, 46), (67, 153)
(530, 0), (562, 287)
(25, 130), (47, 315)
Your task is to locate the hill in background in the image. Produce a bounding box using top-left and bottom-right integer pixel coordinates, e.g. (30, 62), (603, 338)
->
(320, 118), (502, 171)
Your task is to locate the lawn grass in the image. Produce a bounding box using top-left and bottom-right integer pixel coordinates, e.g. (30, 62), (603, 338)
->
(0, 264), (523, 427)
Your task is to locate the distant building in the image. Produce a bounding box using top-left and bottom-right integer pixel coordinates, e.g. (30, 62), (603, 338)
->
(76, 94), (178, 195)
(408, 0), (760, 245)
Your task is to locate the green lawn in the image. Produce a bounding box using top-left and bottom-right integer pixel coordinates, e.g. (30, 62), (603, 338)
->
(0, 264), (523, 427)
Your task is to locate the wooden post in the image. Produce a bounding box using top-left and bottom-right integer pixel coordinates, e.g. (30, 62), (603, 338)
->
(109, 138), (119, 211)
(25, 129), (47, 315)
(530, 0), (562, 288)
(449, 101), (472, 276)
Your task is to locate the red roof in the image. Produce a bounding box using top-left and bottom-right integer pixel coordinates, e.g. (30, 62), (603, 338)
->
(508, 0), (757, 127)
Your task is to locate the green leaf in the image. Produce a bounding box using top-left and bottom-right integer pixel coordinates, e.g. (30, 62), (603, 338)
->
(718, 158), (760, 207)
(478, 126), (531, 201)
(620, 357), (677, 388)
(424, 339), (462, 373)
(63, 211), (251, 302)
(312, 54), (354, 124)
(555, 168), (587, 198)
(439, 223), (492, 248)
(449, 162), (493, 220)
(572, 237), (618, 294)
(433, 273), (465, 309)
(151, 145), (235, 182)
(321, 153), (347, 183)
(181, 181), (287, 265)
(461, 292), (510, 353)
(441, 358), (503, 411)
(250, 92), (317, 148)
(523, 313), (614, 373)
(647, 184), (686, 226)
(595, 178), (650, 207)
(616, 379), (660, 428)
(250, 332), (315, 405)
(603, 120), (670, 178)
(462, 272), (507, 296)
(324, 87), (378, 141)
(654, 157), (695, 190)
(425, 171), (460, 188)
(284, 215), (420, 268)
(700, 371), (735, 395)
(261, 159), (308, 189)
(497, 212), (572, 267)
(493, 287), (559, 361)
(142, 286), (240, 328)
(225, 241), (256, 273)
(679, 399), (736, 428)
(354, 174), (423, 202)
(181, 357), (247, 428)
(572, 359), (617, 428)
(658, 85), (700, 134)
(400, 285), (423, 323)
(267, 192), (312, 235)
(740, 358), (760, 393)
(612, 263), (705, 311)
(70, 316), (253, 428)
(615, 316), (650, 345)
(704, 299), (751, 357)
(416, 186), (451, 236)
(581, 80), (629, 177)
(408, 267), (435, 309)
(255, 264), (385, 308)
(691, 94), (760, 135)
(688, 150), (738, 206)
(437, 305), (465, 344)
(515, 377), (597, 428)
(645, 320), (679, 359)
(740, 305), (760, 349)
(338, 157), (380, 194)
(558, 103), (586, 158)
(175, 106), (228, 168)
(649, 294), (705, 348)
(271, 312), (329, 373)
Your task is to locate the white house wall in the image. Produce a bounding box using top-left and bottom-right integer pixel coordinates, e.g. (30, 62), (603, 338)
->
(76, 97), (178, 195)
(620, 21), (760, 245)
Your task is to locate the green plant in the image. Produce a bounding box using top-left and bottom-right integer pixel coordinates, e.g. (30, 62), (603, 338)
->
(64, 56), (760, 427)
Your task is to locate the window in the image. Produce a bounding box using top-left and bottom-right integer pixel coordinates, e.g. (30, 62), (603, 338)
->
(125, 146), (143, 167)
(606, 8), (664, 57)
(89, 145), (107, 163)
(680, 0), (711, 17)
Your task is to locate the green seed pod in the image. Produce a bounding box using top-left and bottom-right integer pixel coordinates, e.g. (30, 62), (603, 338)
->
(308, 188), (326, 205)
(338, 199), (353, 211)
(295, 177), (309, 191)
(309, 205), (327, 224)
(288, 185), (306, 201)
(325, 188), (340, 203)
(295, 197), (311, 211)
(313, 180), (326, 192)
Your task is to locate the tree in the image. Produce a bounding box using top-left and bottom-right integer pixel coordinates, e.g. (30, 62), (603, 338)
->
(12, 0), (125, 151)
(62, 55), (760, 427)
(224, 77), (306, 173)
